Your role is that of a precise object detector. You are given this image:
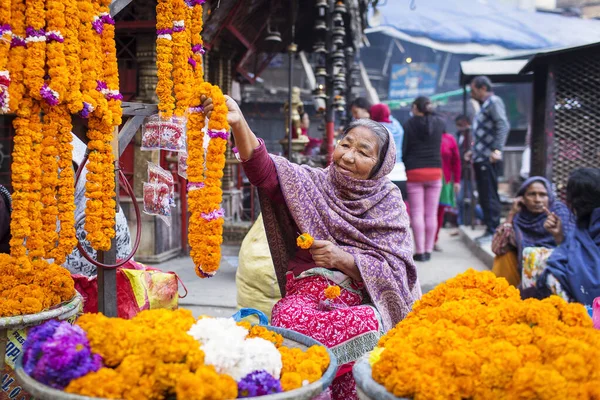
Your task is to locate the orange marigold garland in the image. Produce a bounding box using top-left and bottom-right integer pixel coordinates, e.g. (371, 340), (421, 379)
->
(63, 0), (82, 114)
(23, 0), (45, 101)
(40, 105), (60, 256)
(54, 104), (77, 264)
(0, 0), (11, 113)
(189, 0), (205, 84)
(7, 0), (25, 113)
(187, 83), (229, 278)
(156, 0), (175, 119)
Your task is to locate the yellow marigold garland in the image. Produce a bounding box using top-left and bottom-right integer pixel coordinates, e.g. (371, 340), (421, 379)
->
(7, 0), (25, 112)
(24, 100), (44, 259)
(172, 0), (192, 116)
(0, 0), (11, 113)
(156, 0), (175, 119)
(40, 105), (60, 256)
(372, 269), (600, 400)
(187, 83), (229, 278)
(53, 104), (77, 264)
(189, 0), (205, 84)
(63, 0), (82, 114)
(23, 0), (44, 101)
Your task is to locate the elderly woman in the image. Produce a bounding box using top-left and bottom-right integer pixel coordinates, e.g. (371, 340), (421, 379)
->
(202, 96), (420, 399)
(491, 176), (574, 287)
(535, 168), (600, 304)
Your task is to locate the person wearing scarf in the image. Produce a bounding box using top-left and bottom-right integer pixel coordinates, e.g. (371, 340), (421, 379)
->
(491, 176), (574, 287)
(370, 103), (408, 205)
(201, 96), (420, 400)
(537, 168), (600, 305)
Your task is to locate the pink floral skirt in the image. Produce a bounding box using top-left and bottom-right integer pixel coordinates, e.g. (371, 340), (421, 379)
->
(271, 273), (382, 400)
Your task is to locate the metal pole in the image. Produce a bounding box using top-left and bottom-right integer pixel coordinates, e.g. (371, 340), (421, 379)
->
(325, 0), (335, 164)
(98, 127), (119, 317)
(287, 0), (297, 160)
(287, 47), (294, 160)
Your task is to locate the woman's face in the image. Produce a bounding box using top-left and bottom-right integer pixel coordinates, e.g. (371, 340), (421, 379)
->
(523, 182), (549, 214)
(333, 126), (380, 180)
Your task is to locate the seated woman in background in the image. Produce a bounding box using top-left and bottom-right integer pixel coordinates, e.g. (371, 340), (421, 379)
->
(536, 168), (600, 304)
(491, 176), (574, 287)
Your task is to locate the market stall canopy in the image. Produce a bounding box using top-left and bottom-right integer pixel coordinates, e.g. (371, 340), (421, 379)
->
(460, 59), (531, 85)
(366, 0), (600, 55)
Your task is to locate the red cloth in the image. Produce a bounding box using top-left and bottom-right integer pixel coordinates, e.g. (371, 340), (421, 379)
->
(242, 140), (317, 276)
(441, 133), (461, 184)
(272, 274), (380, 400)
(369, 103), (391, 123)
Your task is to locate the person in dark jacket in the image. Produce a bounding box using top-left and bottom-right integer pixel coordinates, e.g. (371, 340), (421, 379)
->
(467, 76), (510, 243)
(0, 184), (11, 254)
(402, 96), (445, 262)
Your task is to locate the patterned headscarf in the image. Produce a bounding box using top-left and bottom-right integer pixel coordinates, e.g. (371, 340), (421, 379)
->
(260, 123), (420, 331)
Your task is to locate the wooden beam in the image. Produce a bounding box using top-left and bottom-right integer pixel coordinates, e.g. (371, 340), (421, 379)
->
(122, 102), (159, 116)
(118, 115), (145, 156)
(109, 0), (132, 17)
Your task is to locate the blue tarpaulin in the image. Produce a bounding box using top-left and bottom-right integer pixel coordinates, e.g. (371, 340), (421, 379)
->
(369, 0), (600, 52)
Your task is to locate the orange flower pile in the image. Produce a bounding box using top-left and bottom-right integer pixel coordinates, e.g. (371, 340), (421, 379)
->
(372, 269), (600, 400)
(62, 309), (330, 399)
(297, 233), (314, 249)
(279, 345), (331, 391)
(2, 0), (122, 317)
(66, 309), (225, 399)
(238, 321), (285, 348)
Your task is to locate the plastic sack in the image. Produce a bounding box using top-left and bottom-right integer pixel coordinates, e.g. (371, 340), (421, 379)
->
(148, 161), (175, 207)
(141, 114), (162, 150)
(160, 115), (187, 152)
(236, 214), (281, 324)
(142, 182), (172, 226)
(178, 153), (188, 179)
(594, 297), (600, 330)
(72, 259), (180, 320)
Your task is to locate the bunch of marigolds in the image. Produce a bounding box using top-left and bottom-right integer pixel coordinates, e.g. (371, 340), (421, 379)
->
(371, 269), (600, 400)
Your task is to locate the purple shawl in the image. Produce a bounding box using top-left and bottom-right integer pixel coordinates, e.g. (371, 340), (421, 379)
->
(259, 133), (421, 331)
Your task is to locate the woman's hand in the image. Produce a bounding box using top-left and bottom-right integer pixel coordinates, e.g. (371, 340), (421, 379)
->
(200, 94), (259, 160)
(309, 240), (362, 282)
(507, 196), (523, 224)
(201, 95), (243, 128)
(543, 207), (564, 244)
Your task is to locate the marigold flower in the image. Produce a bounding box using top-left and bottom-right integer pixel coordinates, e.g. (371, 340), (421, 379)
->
(324, 285), (341, 300)
(297, 233), (314, 249)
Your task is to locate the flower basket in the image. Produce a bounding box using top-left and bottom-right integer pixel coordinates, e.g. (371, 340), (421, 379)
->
(1, 293), (83, 398)
(14, 309), (337, 400)
(353, 355), (408, 400)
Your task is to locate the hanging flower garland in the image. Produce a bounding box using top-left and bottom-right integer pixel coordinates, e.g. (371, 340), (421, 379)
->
(63, 0), (82, 114)
(156, 0), (175, 119)
(23, 0), (45, 101)
(188, 0), (205, 84)
(188, 83), (229, 278)
(0, 0), (11, 113)
(172, 0), (193, 116)
(7, 0), (26, 112)
(40, 105), (60, 257)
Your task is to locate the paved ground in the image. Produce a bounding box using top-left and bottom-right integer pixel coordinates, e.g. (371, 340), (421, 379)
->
(149, 228), (488, 318)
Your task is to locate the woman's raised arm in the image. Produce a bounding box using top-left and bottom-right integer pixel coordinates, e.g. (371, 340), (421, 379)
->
(201, 94), (260, 160)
